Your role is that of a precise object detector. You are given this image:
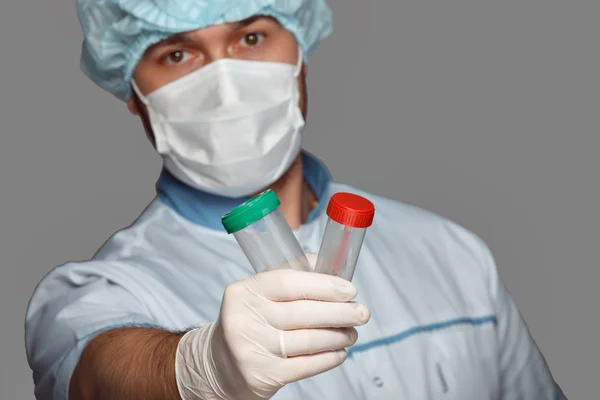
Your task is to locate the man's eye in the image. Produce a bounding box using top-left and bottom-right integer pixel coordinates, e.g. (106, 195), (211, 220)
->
(239, 33), (265, 48)
(165, 50), (190, 65)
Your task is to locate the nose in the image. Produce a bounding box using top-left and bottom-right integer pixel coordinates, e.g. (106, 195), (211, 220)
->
(201, 48), (242, 105)
(204, 48), (230, 65)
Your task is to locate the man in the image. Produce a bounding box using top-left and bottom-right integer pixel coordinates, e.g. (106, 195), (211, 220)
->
(25, 1), (565, 399)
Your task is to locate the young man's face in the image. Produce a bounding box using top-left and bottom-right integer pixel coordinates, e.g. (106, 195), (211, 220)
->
(128, 16), (308, 147)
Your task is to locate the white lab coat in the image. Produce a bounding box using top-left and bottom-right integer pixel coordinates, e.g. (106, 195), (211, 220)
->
(25, 154), (564, 399)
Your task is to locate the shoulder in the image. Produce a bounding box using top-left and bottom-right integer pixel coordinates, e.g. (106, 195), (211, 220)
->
(26, 198), (180, 323)
(331, 183), (489, 248)
(331, 183), (496, 281)
(26, 195), (231, 332)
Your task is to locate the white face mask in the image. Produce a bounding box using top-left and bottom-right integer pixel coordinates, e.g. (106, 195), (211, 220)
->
(132, 50), (305, 198)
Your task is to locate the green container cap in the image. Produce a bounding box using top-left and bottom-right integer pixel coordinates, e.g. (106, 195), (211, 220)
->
(221, 190), (281, 234)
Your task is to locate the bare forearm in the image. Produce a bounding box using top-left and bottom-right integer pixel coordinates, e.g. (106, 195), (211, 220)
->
(69, 327), (185, 400)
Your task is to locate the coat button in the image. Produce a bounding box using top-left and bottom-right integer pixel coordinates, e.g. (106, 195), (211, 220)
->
(373, 376), (384, 388)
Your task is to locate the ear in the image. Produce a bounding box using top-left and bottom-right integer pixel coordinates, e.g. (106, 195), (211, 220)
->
(127, 96), (139, 115)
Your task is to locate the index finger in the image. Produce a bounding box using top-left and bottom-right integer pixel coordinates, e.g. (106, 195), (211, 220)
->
(250, 269), (358, 302)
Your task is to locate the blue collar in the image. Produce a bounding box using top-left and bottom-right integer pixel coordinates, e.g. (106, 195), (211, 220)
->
(156, 151), (332, 231)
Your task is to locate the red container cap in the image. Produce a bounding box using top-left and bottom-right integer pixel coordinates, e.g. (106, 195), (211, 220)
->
(326, 192), (375, 228)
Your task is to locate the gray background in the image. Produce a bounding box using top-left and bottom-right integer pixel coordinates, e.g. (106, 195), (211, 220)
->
(0, 0), (597, 398)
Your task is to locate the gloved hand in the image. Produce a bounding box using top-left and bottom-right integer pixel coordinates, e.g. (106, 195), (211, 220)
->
(175, 255), (370, 400)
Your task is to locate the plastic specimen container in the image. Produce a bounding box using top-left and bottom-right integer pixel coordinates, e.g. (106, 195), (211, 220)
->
(221, 189), (309, 273)
(315, 192), (375, 281)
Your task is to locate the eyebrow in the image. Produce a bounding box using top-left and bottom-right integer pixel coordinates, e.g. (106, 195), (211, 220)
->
(156, 16), (268, 48)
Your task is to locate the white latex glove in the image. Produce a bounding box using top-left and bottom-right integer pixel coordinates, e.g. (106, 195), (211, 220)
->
(175, 254), (370, 400)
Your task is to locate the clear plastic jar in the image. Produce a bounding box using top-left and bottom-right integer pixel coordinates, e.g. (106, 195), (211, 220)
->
(221, 190), (309, 273)
(315, 193), (375, 281)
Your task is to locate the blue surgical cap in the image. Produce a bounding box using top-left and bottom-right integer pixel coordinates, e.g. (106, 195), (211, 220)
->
(77, 0), (333, 101)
